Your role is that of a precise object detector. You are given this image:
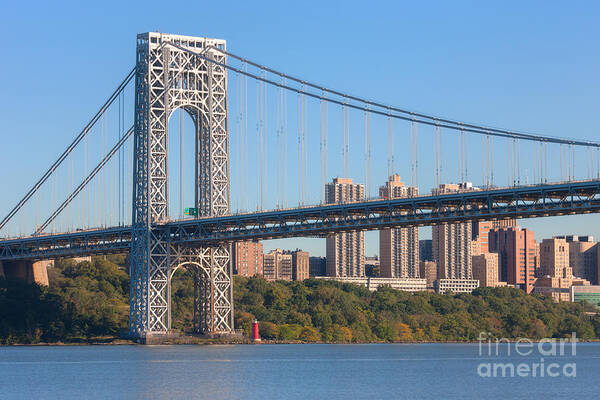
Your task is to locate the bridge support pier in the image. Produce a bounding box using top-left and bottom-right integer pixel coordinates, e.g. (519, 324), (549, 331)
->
(174, 245), (234, 336)
(129, 243), (234, 342)
(0, 260), (50, 286)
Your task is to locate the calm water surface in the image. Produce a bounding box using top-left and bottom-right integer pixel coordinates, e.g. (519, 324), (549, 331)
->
(0, 343), (598, 399)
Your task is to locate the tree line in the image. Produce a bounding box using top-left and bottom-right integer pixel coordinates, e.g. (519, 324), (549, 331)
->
(1, 257), (599, 344)
(233, 275), (600, 342)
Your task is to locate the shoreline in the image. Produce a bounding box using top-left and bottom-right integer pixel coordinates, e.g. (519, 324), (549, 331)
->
(2, 338), (594, 347)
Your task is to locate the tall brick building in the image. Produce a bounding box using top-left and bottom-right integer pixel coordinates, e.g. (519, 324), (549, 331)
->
(325, 178), (365, 277)
(472, 219), (516, 255)
(232, 241), (263, 277)
(379, 175), (419, 278)
(472, 253), (500, 287)
(432, 183), (477, 279)
(535, 237), (573, 301)
(488, 227), (537, 293)
(291, 250), (310, 281)
(556, 235), (598, 284)
(263, 249), (292, 281)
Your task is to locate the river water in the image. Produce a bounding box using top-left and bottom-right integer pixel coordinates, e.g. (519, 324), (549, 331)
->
(0, 343), (598, 399)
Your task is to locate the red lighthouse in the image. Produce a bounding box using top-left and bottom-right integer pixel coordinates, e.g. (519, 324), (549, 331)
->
(252, 319), (261, 342)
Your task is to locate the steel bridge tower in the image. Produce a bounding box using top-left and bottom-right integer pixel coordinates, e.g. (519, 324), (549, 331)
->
(130, 32), (232, 339)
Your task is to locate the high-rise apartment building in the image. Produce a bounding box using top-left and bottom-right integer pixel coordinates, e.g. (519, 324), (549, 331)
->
(488, 227), (537, 293)
(535, 238), (573, 301)
(291, 250), (310, 281)
(325, 178), (365, 277)
(232, 241), (263, 277)
(309, 256), (326, 277)
(472, 253), (501, 287)
(419, 240), (433, 262)
(556, 235), (598, 284)
(432, 183), (476, 279)
(472, 219), (516, 255)
(539, 238), (571, 278)
(263, 249), (293, 281)
(379, 175), (419, 278)
(419, 261), (437, 288)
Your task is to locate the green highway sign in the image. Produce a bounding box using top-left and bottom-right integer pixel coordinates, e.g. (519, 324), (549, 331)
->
(184, 207), (198, 216)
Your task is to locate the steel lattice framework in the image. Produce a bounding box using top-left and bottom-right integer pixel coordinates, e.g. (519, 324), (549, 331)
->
(3, 179), (600, 260)
(130, 33), (232, 338)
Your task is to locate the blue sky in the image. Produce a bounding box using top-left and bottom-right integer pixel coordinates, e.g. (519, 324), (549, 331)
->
(1, 1), (599, 256)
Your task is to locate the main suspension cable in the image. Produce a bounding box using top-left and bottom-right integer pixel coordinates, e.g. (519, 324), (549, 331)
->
(36, 126), (134, 234)
(201, 44), (599, 147)
(0, 67), (135, 232)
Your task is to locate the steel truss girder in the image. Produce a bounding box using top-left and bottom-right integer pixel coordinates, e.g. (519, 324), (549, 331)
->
(2, 180), (600, 261)
(160, 180), (600, 243)
(130, 32), (231, 338)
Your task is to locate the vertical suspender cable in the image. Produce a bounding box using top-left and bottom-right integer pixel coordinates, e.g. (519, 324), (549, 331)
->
(390, 111), (394, 176)
(439, 126), (442, 186)
(303, 90), (307, 204)
(237, 70), (241, 212)
(410, 119), (419, 188)
(345, 103), (350, 178)
(509, 139), (513, 186)
(180, 109), (184, 218)
(538, 142), (544, 184)
(544, 142), (547, 183)
(572, 145), (575, 181)
(319, 93), (325, 204)
(277, 83), (281, 208)
(264, 74), (268, 209)
(483, 135), (486, 187)
(458, 129), (462, 183)
(122, 90), (126, 224)
(465, 130), (468, 182)
(71, 150), (74, 230)
(244, 64), (248, 211)
(490, 136), (494, 186)
(434, 124), (438, 187)
(324, 97), (328, 197)
(517, 139), (521, 185)
(342, 104), (347, 177)
(387, 112), (391, 178)
(298, 91), (302, 206)
(415, 122), (419, 189)
(260, 76), (264, 210)
(256, 79), (260, 210)
(364, 110), (368, 194)
(409, 120), (415, 186)
(560, 144), (564, 182)
(85, 132), (88, 228)
(588, 147), (591, 180)
(368, 109), (371, 198)
(118, 93), (122, 224)
(284, 78), (288, 208)
(567, 145), (571, 181)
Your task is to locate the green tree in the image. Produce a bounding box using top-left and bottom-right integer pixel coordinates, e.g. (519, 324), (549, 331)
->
(259, 321), (279, 340)
(299, 326), (321, 342)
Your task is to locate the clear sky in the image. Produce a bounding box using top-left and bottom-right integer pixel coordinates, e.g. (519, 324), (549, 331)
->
(1, 1), (599, 256)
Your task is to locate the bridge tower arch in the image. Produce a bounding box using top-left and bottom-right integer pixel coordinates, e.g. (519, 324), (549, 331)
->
(130, 32), (232, 339)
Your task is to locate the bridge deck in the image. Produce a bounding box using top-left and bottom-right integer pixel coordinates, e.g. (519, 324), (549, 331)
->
(1, 180), (599, 260)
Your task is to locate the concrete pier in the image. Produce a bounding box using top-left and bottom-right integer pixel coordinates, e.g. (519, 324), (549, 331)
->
(0, 260), (51, 286)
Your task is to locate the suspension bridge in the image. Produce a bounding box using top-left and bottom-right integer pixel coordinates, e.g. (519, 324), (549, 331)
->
(1, 32), (599, 341)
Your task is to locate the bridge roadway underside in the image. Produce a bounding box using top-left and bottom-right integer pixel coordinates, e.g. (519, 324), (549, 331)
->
(2, 180), (600, 261)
